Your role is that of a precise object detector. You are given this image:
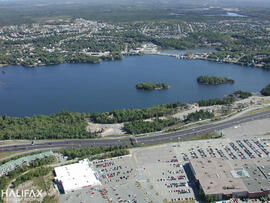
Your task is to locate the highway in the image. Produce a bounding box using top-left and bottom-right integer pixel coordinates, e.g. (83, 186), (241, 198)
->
(0, 110), (270, 153)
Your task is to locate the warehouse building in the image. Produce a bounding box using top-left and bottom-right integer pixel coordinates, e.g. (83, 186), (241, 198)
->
(54, 159), (101, 194)
(190, 158), (270, 201)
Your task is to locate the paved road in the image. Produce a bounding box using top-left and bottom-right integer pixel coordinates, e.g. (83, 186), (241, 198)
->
(0, 110), (270, 153)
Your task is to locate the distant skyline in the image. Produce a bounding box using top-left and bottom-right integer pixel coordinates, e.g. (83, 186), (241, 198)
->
(0, 0), (269, 26)
(0, 0), (269, 5)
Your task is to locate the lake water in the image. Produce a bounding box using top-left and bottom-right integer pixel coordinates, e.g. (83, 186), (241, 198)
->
(172, 12), (246, 18)
(205, 12), (246, 17)
(0, 55), (269, 116)
(161, 48), (215, 55)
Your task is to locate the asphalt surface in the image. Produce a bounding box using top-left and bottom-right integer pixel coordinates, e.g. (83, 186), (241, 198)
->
(0, 110), (270, 153)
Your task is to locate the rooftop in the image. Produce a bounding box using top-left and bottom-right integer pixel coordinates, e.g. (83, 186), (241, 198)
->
(54, 159), (101, 193)
(0, 151), (54, 177)
(190, 158), (247, 195)
(232, 159), (270, 194)
(190, 158), (270, 196)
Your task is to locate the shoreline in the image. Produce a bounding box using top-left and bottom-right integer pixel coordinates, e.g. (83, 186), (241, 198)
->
(155, 85), (171, 90)
(1, 92), (265, 117)
(0, 50), (267, 69)
(0, 55), (123, 68)
(150, 51), (268, 69)
(136, 85), (171, 91)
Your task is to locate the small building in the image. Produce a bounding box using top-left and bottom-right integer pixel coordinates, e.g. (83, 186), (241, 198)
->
(54, 159), (101, 193)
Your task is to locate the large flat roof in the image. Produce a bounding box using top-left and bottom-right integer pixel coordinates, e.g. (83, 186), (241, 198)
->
(190, 158), (270, 196)
(190, 158), (248, 195)
(54, 159), (101, 193)
(231, 159), (270, 194)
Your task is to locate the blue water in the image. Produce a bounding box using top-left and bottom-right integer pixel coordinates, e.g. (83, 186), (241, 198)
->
(206, 12), (246, 17)
(172, 12), (246, 18)
(226, 12), (246, 17)
(161, 48), (215, 55)
(0, 55), (269, 116)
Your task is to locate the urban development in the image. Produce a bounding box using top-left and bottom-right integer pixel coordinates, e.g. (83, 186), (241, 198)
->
(0, 0), (270, 203)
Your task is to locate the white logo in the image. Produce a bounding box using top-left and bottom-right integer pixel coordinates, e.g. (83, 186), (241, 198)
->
(1, 189), (43, 199)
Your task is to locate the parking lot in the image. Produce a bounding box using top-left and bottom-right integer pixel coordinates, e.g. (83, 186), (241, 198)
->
(59, 136), (270, 203)
(172, 136), (270, 162)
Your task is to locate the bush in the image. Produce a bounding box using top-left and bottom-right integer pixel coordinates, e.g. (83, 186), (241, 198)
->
(185, 110), (214, 122)
(261, 83), (270, 96)
(13, 167), (52, 188)
(124, 118), (177, 134)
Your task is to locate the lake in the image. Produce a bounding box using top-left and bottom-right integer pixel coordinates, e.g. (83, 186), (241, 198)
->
(205, 12), (246, 17)
(0, 55), (269, 116)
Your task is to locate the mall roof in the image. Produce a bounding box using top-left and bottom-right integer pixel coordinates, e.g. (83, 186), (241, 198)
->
(54, 159), (101, 193)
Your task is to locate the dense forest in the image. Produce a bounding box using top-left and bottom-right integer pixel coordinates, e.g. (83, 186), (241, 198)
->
(197, 75), (234, 85)
(0, 110), (96, 140)
(136, 82), (169, 90)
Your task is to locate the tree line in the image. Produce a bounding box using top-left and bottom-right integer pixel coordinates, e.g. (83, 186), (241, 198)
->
(123, 110), (215, 134)
(124, 118), (178, 134)
(197, 90), (252, 107)
(261, 83), (270, 96)
(57, 145), (130, 160)
(184, 110), (214, 122)
(90, 102), (187, 124)
(0, 110), (97, 140)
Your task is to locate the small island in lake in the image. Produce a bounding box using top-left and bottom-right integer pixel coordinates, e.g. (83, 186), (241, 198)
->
(197, 75), (234, 85)
(136, 82), (170, 90)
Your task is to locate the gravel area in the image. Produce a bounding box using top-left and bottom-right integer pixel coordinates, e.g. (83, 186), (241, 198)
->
(86, 121), (125, 137)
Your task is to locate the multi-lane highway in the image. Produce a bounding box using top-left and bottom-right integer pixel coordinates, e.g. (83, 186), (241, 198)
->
(1, 110), (270, 153)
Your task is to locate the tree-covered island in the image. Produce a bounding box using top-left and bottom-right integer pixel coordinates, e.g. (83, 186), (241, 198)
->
(136, 82), (170, 90)
(197, 75), (234, 85)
